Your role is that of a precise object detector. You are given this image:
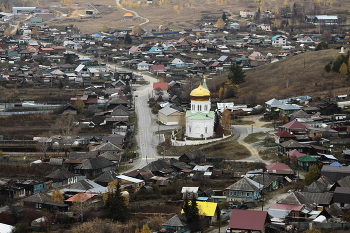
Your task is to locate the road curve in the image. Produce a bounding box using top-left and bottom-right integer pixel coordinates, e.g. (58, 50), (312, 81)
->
(232, 116), (274, 165)
(115, 0), (150, 26)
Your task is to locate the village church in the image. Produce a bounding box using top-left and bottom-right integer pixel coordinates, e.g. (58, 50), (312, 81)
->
(185, 78), (215, 139)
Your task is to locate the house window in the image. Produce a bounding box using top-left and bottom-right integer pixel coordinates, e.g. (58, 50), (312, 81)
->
(189, 127), (191, 133)
(246, 192), (251, 197)
(205, 127), (207, 134)
(238, 191), (242, 196)
(36, 204), (42, 209)
(204, 105), (207, 111)
(233, 191), (237, 196)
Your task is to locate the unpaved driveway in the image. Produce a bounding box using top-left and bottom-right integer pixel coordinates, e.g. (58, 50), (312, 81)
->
(232, 115), (275, 165)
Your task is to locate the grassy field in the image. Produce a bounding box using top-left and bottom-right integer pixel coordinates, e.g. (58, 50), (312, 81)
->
(243, 132), (267, 144)
(202, 140), (251, 160)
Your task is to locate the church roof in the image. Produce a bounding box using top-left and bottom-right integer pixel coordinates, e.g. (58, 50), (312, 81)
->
(190, 84), (210, 97)
(186, 110), (214, 120)
(202, 77), (208, 90)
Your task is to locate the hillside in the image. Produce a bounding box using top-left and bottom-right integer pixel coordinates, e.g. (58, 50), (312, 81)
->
(234, 49), (349, 104)
(27, 0), (349, 33)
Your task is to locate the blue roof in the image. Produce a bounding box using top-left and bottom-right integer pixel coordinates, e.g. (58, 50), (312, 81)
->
(271, 35), (281, 41)
(197, 197), (209, 201)
(92, 33), (101, 37)
(330, 162), (342, 167)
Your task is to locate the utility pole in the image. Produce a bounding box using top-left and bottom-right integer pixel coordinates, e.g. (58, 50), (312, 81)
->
(262, 169), (264, 211)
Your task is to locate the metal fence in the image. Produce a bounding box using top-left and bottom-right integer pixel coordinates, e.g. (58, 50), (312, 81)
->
(291, 222), (350, 230)
(0, 110), (54, 116)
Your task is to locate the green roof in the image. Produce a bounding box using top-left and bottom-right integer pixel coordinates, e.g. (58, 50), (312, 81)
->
(30, 18), (43, 23)
(202, 80), (208, 90)
(298, 154), (317, 162)
(186, 110), (214, 120)
(236, 57), (250, 61)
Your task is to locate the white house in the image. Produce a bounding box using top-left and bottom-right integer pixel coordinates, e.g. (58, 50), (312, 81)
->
(75, 64), (91, 79)
(137, 61), (150, 71)
(272, 35), (288, 47)
(240, 10), (255, 18)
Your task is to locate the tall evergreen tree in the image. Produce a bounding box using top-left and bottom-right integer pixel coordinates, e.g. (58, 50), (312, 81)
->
(214, 110), (221, 132)
(221, 12), (227, 21)
(183, 197), (200, 233)
(104, 182), (128, 222)
(227, 63), (246, 85)
(124, 32), (132, 44)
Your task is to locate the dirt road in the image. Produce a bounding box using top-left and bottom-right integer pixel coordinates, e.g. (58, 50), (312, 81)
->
(232, 115), (275, 165)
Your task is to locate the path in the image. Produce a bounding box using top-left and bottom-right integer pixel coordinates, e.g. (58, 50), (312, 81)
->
(10, 14), (33, 34)
(115, 0), (150, 26)
(232, 115), (275, 165)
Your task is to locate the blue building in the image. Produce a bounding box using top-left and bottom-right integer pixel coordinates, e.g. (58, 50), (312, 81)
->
(162, 214), (189, 233)
(226, 177), (263, 202)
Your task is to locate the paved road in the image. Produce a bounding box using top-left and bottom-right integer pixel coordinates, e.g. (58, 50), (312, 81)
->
(132, 73), (158, 171)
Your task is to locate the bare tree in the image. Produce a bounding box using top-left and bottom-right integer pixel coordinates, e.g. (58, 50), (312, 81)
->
(221, 109), (232, 131)
(71, 193), (89, 222)
(51, 115), (80, 136)
(35, 136), (51, 158)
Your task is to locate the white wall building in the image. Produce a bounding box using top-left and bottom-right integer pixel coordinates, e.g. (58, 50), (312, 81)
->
(185, 79), (214, 139)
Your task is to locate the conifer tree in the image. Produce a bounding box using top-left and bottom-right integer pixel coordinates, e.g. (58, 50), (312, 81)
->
(124, 32), (132, 44)
(183, 197), (200, 233)
(104, 182), (128, 222)
(227, 63), (246, 85)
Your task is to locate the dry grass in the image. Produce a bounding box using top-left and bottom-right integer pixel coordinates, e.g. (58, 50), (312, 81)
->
(240, 49), (348, 102)
(202, 140), (251, 160)
(209, 49), (350, 103)
(33, 0), (349, 34)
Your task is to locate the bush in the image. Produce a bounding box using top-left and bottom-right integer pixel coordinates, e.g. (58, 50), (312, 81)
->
(325, 62), (332, 72)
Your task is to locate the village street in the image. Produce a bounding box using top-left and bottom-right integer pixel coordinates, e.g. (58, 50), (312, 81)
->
(89, 55), (275, 172)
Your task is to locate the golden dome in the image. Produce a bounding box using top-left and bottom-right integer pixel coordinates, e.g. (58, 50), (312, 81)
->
(190, 84), (210, 101)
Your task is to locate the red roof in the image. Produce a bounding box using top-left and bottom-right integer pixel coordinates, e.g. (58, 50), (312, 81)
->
(269, 203), (304, 211)
(275, 130), (296, 138)
(150, 64), (166, 72)
(41, 48), (55, 51)
(65, 193), (95, 202)
(287, 149), (306, 158)
(282, 119), (309, 129)
(266, 162), (292, 171)
(153, 82), (169, 90)
(228, 209), (270, 231)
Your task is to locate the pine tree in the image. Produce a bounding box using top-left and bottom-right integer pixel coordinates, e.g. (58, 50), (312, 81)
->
(214, 111), (221, 132)
(332, 55), (344, 72)
(221, 12), (227, 21)
(104, 182), (129, 222)
(183, 197), (200, 233)
(227, 63), (246, 85)
(124, 32), (132, 44)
